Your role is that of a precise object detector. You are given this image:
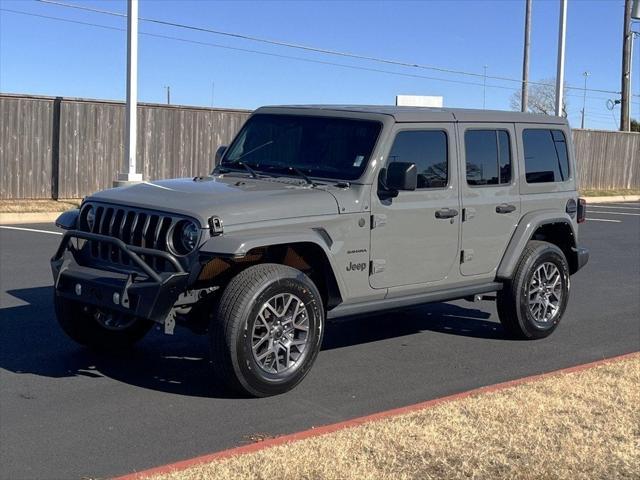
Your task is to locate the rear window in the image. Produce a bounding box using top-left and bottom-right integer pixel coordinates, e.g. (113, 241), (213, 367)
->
(523, 129), (570, 183)
(464, 130), (512, 186)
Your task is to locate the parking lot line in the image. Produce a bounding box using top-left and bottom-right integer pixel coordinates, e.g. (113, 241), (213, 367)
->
(0, 225), (62, 235)
(598, 203), (640, 207)
(586, 218), (622, 223)
(586, 211), (640, 216)
(590, 205), (640, 211)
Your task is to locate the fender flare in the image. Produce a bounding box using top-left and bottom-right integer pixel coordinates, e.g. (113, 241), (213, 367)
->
(55, 209), (80, 230)
(496, 210), (577, 280)
(199, 228), (334, 257)
(199, 228), (346, 300)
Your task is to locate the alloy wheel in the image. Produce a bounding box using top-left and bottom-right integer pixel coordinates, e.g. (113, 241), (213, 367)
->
(527, 262), (563, 325)
(250, 293), (310, 374)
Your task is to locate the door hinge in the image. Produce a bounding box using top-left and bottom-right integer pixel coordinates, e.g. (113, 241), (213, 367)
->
(462, 207), (476, 222)
(460, 249), (474, 263)
(371, 259), (386, 274)
(370, 214), (387, 229)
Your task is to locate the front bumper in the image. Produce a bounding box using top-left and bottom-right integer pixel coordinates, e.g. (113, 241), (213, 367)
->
(51, 230), (189, 324)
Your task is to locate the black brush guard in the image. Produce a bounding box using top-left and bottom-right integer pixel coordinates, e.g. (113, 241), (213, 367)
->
(51, 230), (190, 324)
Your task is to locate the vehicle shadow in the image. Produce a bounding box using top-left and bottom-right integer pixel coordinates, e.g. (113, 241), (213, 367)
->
(0, 286), (506, 399)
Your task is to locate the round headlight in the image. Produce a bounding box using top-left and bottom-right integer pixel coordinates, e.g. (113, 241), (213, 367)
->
(85, 206), (96, 231)
(170, 220), (200, 255)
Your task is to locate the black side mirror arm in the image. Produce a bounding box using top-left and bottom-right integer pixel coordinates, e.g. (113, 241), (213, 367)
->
(377, 170), (399, 200)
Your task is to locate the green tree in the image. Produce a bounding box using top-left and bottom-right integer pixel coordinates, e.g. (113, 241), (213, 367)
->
(631, 119), (639, 132)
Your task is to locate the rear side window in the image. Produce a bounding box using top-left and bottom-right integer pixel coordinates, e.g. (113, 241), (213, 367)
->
(387, 130), (448, 188)
(465, 130), (512, 186)
(523, 129), (570, 183)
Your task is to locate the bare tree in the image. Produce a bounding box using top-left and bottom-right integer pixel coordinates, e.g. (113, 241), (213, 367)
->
(510, 78), (568, 116)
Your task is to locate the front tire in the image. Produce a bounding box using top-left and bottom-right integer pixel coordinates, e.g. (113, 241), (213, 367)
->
(497, 240), (570, 339)
(210, 264), (324, 397)
(54, 293), (153, 349)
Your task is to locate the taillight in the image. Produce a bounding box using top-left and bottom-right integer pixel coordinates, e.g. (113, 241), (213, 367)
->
(577, 198), (587, 224)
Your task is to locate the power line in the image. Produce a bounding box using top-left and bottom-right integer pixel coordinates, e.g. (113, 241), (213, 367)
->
(5, 6), (636, 109)
(0, 8), (529, 92)
(35, 0), (625, 96)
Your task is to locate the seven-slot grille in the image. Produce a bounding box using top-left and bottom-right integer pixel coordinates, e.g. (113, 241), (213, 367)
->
(79, 203), (185, 272)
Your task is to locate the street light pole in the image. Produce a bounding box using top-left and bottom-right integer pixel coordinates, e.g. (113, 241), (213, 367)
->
(555, 0), (567, 117)
(116, 0), (142, 186)
(620, 0), (633, 131)
(581, 71), (591, 129)
(521, 0), (532, 113)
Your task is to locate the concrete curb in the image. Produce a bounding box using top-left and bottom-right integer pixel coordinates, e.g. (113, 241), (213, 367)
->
(583, 195), (640, 203)
(114, 351), (639, 480)
(0, 212), (60, 225)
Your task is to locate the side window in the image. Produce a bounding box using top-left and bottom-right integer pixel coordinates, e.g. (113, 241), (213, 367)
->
(465, 130), (512, 186)
(387, 130), (448, 188)
(523, 129), (570, 183)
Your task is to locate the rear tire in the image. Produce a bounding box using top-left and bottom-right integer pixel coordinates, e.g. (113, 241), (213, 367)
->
(497, 240), (570, 339)
(209, 264), (324, 397)
(54, 293), (153, 349)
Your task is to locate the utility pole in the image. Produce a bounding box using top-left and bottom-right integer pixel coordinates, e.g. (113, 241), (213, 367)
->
(581, 71), (591, 129)
(620, 0), (633, 131)
(483, 65), (488, 109)
(165, 86), (171, 105)
(555, 0), (567, 117)
(116, 0), (141, 186)
(521, 0), (532, 112)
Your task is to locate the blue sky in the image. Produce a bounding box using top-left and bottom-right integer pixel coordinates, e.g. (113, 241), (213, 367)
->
(1, 0), (638, 130)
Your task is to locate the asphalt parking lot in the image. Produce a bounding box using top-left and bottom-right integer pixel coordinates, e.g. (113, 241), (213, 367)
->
(1, 202), (639, 480)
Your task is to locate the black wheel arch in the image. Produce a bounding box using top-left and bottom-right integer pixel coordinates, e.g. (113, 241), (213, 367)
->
(497, 215), (581, 279)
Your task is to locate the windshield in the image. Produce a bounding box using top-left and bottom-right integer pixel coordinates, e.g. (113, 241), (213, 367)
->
(221, 114), (382, 181)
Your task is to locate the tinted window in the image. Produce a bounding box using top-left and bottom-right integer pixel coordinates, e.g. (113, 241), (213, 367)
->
(523, 129), (570, 183)
(465, 130), (512, 186)
(387, 130), (448, 188)
(222, 114), (381, 181)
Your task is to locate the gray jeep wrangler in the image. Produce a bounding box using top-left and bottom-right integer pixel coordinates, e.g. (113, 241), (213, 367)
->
(52, 105), (589, 396)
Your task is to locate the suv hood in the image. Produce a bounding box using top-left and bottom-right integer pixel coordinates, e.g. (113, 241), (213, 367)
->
(88, 176), (340, 227)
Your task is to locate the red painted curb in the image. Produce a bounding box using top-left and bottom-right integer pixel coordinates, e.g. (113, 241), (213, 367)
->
(114, 351), (639, 480)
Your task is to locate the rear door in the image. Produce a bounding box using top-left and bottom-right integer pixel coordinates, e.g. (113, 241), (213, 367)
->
(459, 123), (520, 276)
(369, 123), (460, 288)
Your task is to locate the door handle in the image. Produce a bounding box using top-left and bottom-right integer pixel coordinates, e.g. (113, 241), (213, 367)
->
(495, 204), (516, 214)
(435, 208), (459, 219)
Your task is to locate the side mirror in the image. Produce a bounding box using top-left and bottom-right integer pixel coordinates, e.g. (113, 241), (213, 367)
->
(386, 162), (417, 191)
(215, 145), (228, 167)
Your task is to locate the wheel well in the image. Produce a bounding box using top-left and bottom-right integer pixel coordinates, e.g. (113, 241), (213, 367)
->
(197, 242), (342, 310)
(531, 222), (578, 273)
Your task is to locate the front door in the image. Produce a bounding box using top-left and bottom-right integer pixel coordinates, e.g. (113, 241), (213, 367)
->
(459, 123), (520, 276)
(369, 123), (460, 289)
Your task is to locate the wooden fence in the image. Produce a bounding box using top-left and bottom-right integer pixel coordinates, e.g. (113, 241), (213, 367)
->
(0, 94), (250, 199)
(1, 93), (638, 199)
(572, 129), (639, 190)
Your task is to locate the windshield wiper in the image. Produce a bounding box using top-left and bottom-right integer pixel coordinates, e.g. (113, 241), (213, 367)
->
(289, 167), (316, 186)
(238, 162), (258, 178)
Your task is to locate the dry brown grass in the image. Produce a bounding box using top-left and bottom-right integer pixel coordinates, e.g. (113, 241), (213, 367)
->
(0, 199), (81, 213)
(147, 355), (640, 480)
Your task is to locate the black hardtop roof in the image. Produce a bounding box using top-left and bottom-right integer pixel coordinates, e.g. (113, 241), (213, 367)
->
(255, 104), (568, 125)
